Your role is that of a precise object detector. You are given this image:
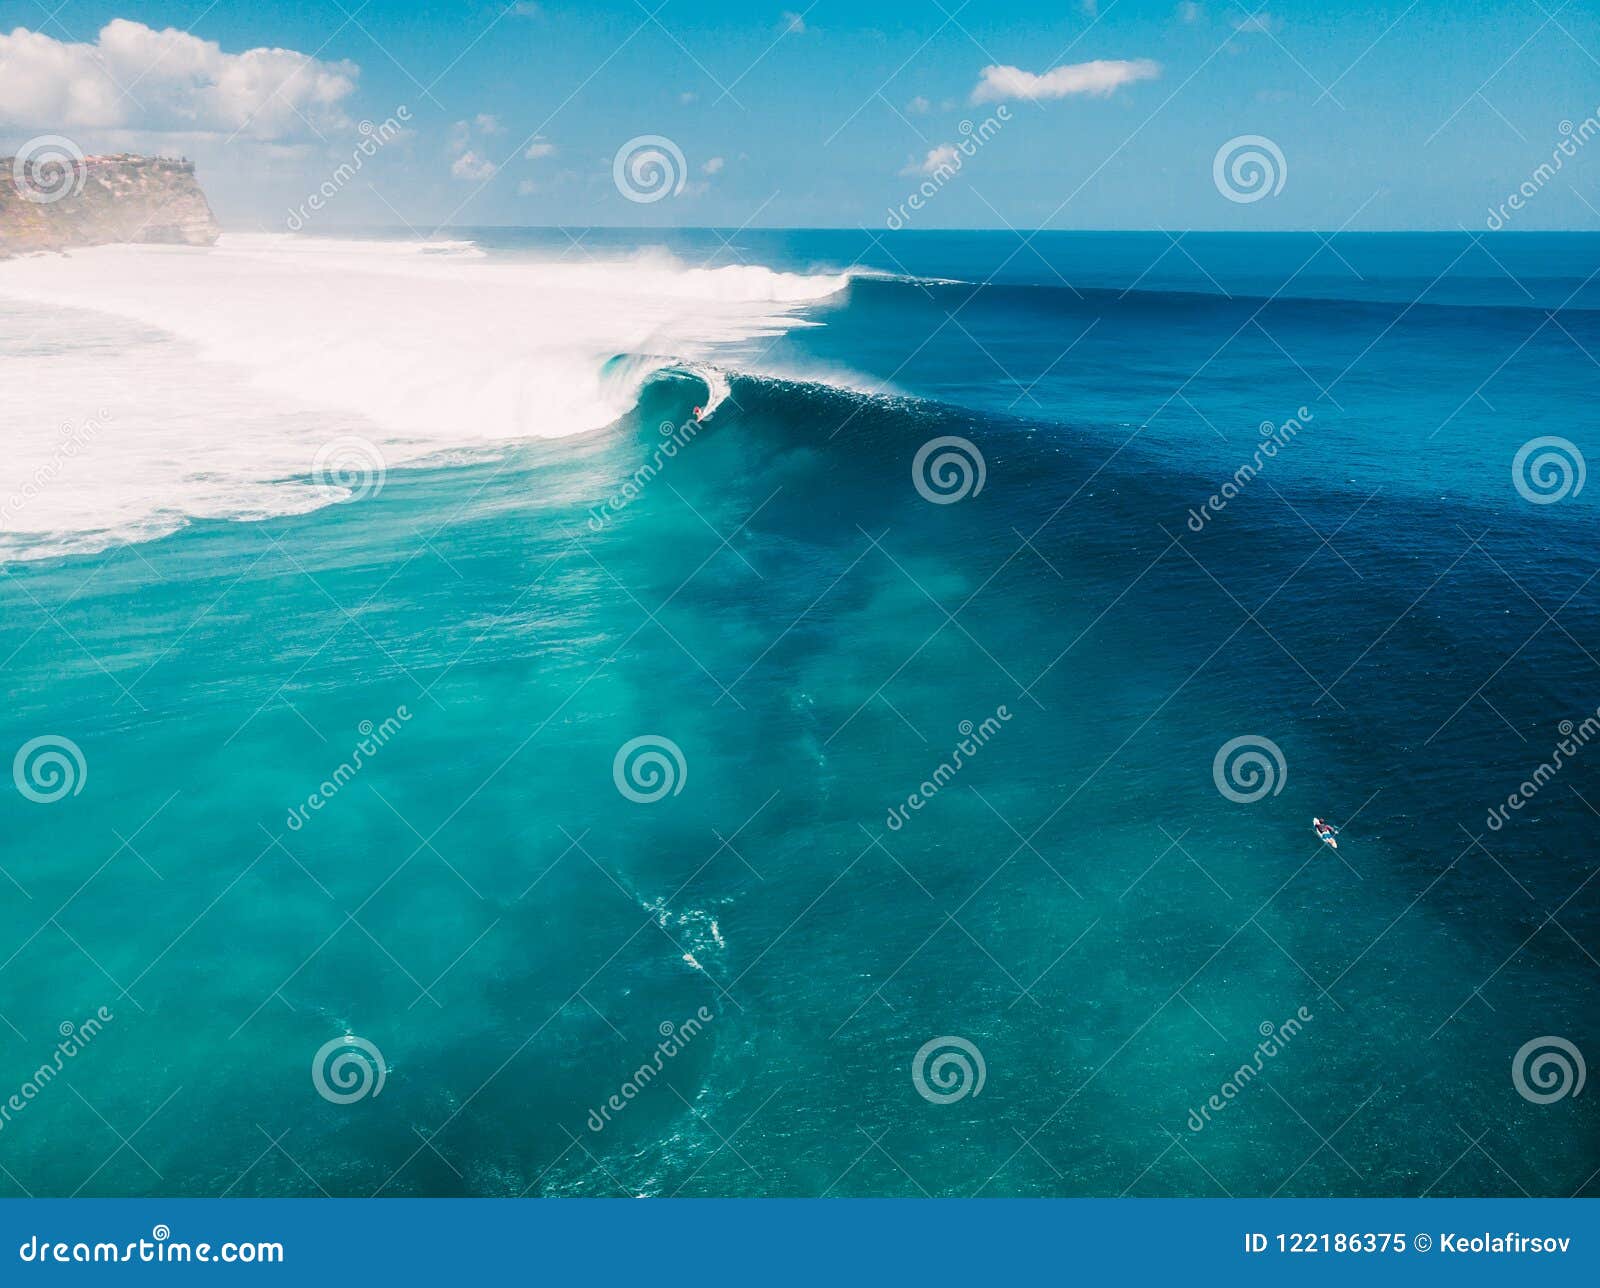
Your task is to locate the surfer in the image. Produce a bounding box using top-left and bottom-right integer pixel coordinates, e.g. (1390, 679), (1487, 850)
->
(692, 406), (703, 422)
(1313, 817), (1339, 849)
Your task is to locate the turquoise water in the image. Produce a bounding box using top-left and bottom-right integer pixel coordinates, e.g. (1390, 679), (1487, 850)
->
(1, 231), (1596, 1196)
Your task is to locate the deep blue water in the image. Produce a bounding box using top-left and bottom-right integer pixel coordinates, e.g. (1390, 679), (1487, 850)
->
(1, 231), (1596, 1196)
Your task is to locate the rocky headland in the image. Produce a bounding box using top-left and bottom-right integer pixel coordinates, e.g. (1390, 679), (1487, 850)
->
(1, 153), (220, 257)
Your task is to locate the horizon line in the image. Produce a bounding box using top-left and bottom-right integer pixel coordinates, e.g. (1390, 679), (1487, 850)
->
(256, 223), (1600, 236)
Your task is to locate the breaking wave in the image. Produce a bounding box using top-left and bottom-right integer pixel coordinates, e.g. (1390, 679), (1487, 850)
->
(0, 234), (848, 559)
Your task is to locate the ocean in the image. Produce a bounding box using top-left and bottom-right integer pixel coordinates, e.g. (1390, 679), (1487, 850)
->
(0, 229), (1595, 1197)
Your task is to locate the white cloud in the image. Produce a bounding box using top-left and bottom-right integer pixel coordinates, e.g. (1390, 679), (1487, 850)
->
(91, 130), (317, 161)
(701, 156), (725, 175)
(1231, 12), (1278, 33)
(510, 2), (543, 15)
(453, 115), (501, 144)
(448, 115), (509, 178)
(970, 58), (1159, 103)
(780, 11), (807, 34)
(1081, 0), (1100, 16)
(516, 178), (537, 195)
(524, 136), (556, 159)
(907, 95), (931, 114)
(679, 90), (698, 104)
(0, 19), (358, 138)
(901, 144), (959, 177)
(1177, 1), (1204, 22)
(451, 150), (496, 180)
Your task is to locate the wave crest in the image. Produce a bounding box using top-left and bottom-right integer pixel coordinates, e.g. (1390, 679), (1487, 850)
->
(0, 235), (847, 557)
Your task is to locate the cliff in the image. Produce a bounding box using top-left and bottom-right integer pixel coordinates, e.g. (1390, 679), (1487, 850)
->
(0, 153), (220, 256)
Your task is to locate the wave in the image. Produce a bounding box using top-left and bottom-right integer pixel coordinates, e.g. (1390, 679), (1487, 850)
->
(853, 272), (1600, 320)
(846, 266), (969, 288)
(694, 364), (732, 418)
(0, 234), (848, 559)
(606, 355), (732, 420)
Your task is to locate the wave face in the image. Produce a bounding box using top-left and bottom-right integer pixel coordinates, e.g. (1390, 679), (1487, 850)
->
(2, 230), (1598, 1198)
(0, 234), (846, 560)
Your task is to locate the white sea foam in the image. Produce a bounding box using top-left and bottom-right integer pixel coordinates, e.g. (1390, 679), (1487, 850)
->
(640, 895), (729, 975)
(693, 364), (732, 418)
(0, 234), (848, 560)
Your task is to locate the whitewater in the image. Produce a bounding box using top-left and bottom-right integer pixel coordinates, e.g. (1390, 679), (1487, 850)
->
(0, 234), (848, 560)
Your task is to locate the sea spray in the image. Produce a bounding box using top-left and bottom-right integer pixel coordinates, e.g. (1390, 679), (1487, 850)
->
(0, 236), (849, 560)
(0, 407), (110, 530)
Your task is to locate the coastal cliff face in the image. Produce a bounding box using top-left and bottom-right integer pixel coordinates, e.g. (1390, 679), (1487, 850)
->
(0, 153), (220, 256)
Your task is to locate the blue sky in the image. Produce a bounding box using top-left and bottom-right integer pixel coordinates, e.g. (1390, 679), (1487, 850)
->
(3, 0), (1599, 230)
